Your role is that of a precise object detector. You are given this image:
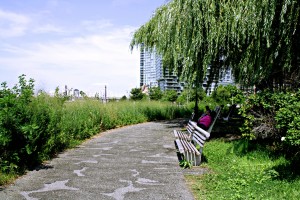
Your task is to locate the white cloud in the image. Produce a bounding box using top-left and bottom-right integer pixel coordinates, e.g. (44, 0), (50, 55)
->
(0, 25), (140, 97)
(81, 19), (113, 31)
(0, 0), (164, 97)
(0, 9), (30, 37)
(112, 0), (146, 6)
(47, 0), (59, 7)
(32, 24), (65, 34)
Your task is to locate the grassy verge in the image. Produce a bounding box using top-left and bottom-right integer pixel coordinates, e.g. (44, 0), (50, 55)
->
(0, 172), (19, 186)
(186, 139), (300, 199)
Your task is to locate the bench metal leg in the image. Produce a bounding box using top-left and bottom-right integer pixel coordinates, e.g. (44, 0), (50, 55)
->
(194, 147), (203, 166)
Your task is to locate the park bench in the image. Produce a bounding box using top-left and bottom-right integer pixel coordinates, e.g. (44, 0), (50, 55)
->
(174, 122), (210, 166)
(174, 106), (222, 166)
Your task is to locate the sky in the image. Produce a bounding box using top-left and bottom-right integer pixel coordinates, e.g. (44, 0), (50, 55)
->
(0, 0), (166, 97)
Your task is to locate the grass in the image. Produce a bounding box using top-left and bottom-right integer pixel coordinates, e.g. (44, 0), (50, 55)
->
(186, 138), (300, 199)
(0, 172), (19, 186)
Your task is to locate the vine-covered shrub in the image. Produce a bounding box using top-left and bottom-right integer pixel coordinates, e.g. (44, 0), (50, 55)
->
(239, 90), (300, 161)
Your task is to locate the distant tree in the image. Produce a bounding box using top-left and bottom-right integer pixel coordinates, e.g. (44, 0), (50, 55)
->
(162, 90), (178, 102)
(149, 87), (163, 101)
(94, 92), (100, 100)
(54, 86), (60, 97)
(109, 98), (117, 102)
(80, 91), (86, 97)
(120, 95), (127, 101)
(177, 89), (191, 105)
(177, 87), (206, 104)
(130, 88), (145, 101)
(211, 85), (245, 105)
(211, 85), (231, 105)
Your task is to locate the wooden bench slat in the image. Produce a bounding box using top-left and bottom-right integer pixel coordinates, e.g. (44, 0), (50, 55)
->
(174, 130), (191, 140)
(180, 139), (191, 152)
(173, 130), (179, 138)
(193, 130), (207, 141)
(174, 130), (188, 140)
(175, 139), (185, 154)
(174, 120), (195, 140)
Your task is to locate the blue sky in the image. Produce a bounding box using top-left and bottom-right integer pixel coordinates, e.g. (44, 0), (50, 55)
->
(0, 0), (166, 97)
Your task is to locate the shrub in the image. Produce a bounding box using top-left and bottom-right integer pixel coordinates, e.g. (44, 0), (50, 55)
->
(162, 90), (178, 102)
(239, 90), (300, 162)
(149, 87), (163, 100)
(130, 88), (146, 101)
(177, 88), (206, 105)
(0, 75), (36, 171)
(211, 84), (244, 106)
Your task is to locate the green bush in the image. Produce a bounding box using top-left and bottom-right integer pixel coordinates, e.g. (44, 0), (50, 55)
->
(162, 90), (178, 102)
(130, 87), (146, 100)
(23, 92), (66, 164)
(0, 75), (36, 171)
(149, 87), (163, 100)
(239, 90), (300, 162)
(177, 88), (206, 105)
(211, 84), (244, 106)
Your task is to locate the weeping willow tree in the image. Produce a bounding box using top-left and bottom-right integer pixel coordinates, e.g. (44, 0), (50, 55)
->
(130, 0), (299, 92)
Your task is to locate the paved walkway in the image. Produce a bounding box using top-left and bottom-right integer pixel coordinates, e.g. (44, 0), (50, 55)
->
(0, 120), (205, 200)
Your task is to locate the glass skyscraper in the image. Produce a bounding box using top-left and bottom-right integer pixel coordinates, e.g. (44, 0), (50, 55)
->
(140, 45), (183, 94)
(140, 44), (234, 95)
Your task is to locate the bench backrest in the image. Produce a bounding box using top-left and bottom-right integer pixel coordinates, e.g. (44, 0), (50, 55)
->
(192, 123), (210, 148)
(207, 106), (222, 133)
(190, 106), (222, 149)
(223, 104), (236, 121)
(185, 120), (197, 138)
(183, 106), (221, 142)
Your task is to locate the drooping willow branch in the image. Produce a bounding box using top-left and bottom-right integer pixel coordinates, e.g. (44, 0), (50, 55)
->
(130, 0), (300, 91)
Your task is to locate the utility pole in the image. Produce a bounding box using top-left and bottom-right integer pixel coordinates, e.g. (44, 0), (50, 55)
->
(104, 85), (107, 103)
(64, 85), (68, 97)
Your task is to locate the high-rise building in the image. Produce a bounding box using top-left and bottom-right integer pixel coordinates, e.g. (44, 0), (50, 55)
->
(139, 45), (145, 87)
(140, 45), (234, 95)
(139, 44), (158, 88)
(140, 45), (183, 94)
(202, 56), (235, 95)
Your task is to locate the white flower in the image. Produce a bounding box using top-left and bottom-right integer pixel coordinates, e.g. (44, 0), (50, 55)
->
(281, 137), (286, 141)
